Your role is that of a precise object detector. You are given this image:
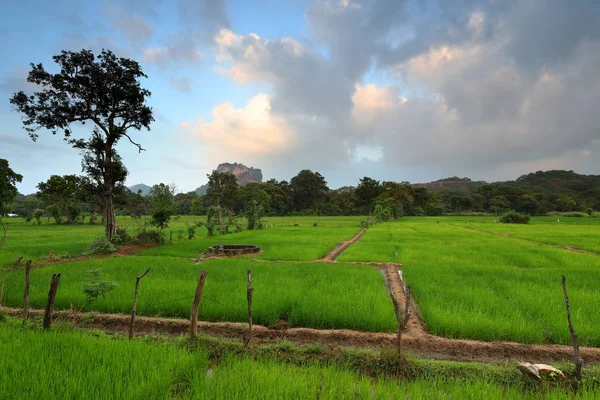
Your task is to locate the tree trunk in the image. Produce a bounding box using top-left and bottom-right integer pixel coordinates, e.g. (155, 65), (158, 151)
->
(102, 192), (117, 241)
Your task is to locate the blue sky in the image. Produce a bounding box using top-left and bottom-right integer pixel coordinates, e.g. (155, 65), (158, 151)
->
(1, 0), (599, 194)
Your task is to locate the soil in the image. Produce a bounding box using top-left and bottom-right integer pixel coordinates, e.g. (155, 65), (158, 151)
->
(5, 307), (600, 364)
(33, 243), (156, 268)
(320, 229), (366, 262)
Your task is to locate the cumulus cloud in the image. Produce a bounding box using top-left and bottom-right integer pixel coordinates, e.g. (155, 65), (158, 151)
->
(201, 0), (600, 183)
(186, 94), (294, 163)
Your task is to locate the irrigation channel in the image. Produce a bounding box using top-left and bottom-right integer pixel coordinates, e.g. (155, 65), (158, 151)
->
(4, 227), (599, 365)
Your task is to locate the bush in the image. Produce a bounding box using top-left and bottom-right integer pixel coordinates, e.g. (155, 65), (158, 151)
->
(88, 239), (117, 255)
(110, 227), (131, 245)
(133, 229), (165, 245)
(500, 211), (530, 224)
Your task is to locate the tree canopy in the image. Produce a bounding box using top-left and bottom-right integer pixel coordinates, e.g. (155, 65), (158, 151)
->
(10, 49), (153, 239)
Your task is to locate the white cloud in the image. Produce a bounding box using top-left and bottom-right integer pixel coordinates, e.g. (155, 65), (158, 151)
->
(186, 94), (294, 164)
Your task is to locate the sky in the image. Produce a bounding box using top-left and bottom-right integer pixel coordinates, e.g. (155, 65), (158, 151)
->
(1, 0), (599, 194)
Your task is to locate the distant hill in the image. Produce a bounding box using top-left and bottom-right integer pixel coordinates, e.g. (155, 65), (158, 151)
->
(412, 177), (486, 194)
(509, 170), (600, 192)
(195, 163), (263, 195)
(128, 183), (151, 196)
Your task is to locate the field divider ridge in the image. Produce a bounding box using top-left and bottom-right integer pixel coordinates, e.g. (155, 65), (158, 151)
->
(320, 228), (366, 262)
(5, 306), (600, 364)
(454, 225), (600, 257)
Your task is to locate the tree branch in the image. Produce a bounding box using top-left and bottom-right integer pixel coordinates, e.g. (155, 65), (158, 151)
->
(123, 132), (146, 153)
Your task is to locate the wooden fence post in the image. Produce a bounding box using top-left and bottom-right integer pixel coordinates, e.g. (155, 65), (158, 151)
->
(129, 267), (151, 340)
(562, 275), (584, 386)
(190, 270), (208, 338)
(403, 284), (412, 330)
(390, 290), (403, 355)
(0, 276), (5, 310)
(244, 269), (253, 347)
(23, 260), (32, 320)
(43, 274), (61, 329)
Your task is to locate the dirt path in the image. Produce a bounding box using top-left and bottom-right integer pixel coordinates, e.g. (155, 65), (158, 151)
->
(11, 244), (156, 271)
(384, 265), (427, 336)
(5, 307), (599, 364)
(320, 229), (366, 262)
(459, 225), (600, 256)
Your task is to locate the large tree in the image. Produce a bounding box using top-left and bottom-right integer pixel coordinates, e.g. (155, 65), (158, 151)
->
(10, 49), (153, 240)
(205, 171), (239, 210)
(290, 170), (329, 211)
(37, 174), (83, 223)
(0, 159), (23, 248)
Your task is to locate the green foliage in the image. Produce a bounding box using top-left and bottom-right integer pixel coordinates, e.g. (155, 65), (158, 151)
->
(500, 211), (531, 224)
(32, 209), (44, 224)
(0, 159), (22, 215)
(290, 169), (329, 211)
(206, 171), (238, 209)
(586, 208), (594, 217)
(88, 239), (117, 255)
(36, 175), (83, 223)
(373, 199), (394, 223)
(516, 195), (540, 216)
(190, 196), (205, 215)
(46, 204), (63, 224)
(150, 209), (171, 230)
(186, 221), (203, 240)
(133, 229), (165, 245)
(82, 269), (117, 307)
(110, 227), (131, 245)
(246, 200), (264, 230)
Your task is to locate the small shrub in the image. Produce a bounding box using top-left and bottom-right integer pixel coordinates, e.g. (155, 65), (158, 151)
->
(88, 239), (117, 255)
(82, 269), (117, 307)
(133, 229), (165, 245)
(500, 211), (530, 224)
(110, 227), (131, 245)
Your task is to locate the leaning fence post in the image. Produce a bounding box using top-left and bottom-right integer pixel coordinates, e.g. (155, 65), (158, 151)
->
(390, 288), (403, 355)
(190, 270), (208, 338)
(43, 274), (61, 329)
(562, 275), (584, 387)
(129, 267), (151, 340)
(23, 260), (32, 320)
(244, 269), (253, 347)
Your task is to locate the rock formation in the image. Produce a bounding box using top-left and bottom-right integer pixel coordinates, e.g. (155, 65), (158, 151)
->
(195, 163), (263, 195)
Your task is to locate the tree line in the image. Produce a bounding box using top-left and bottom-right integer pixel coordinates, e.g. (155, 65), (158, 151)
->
(5, 167), (600, 226)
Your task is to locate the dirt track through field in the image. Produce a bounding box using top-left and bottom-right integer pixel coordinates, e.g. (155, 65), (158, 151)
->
(4, 307), (600, 364)
(458, 225), (600, 256)
(320, 228), (366, 261)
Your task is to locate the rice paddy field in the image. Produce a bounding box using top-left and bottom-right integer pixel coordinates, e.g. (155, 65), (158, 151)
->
(0, 215), (364, 266)
(2, 215), (600, 398)
(338, 217), (600, 346)
(1, 320), (599, 400)
(0, 256), (396, 332)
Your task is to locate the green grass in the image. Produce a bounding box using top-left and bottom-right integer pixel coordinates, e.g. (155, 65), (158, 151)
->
(1, 321), (598, 400)
(1, 256), (396, 332)
(0, 216), (364, 266)
(0, 321), (206, 399)
(339, 218), (600, 346)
